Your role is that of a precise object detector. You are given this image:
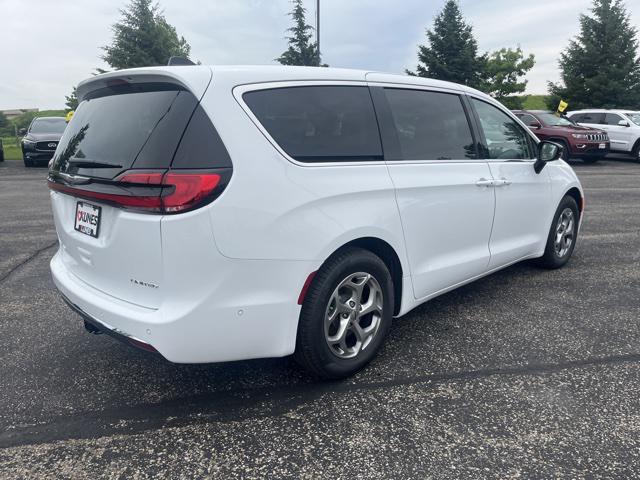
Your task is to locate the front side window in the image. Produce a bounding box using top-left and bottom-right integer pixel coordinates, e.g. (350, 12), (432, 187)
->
(383, 89), (476, 161)
(472, 99), (535, 160)
(604, 113), (624, 125)
(518, 114), (539, 127)
(243, 86), (382, 162)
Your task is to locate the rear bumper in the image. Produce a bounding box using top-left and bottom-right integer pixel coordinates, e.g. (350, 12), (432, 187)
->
(50, 248), (312, 364)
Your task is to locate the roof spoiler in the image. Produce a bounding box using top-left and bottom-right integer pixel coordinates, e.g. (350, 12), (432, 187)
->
(168, 56), (196, 66)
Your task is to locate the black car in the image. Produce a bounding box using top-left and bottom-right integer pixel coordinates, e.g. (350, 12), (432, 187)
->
(0, 138), (4, 162)
(21, 117), (67, 167)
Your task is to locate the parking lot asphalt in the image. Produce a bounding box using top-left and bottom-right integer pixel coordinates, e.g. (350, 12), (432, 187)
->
(0, 157), (639, 479)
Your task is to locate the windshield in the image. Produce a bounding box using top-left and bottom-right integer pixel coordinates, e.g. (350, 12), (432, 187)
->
(29, 118), (67, 134)
(624, 112), (640, 126)
(536, 112), (575, 127)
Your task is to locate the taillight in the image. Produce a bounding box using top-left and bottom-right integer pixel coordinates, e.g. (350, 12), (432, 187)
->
(48, 170), (228, 214)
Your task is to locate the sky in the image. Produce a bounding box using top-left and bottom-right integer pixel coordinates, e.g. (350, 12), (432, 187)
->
(1, 0), (639, 110)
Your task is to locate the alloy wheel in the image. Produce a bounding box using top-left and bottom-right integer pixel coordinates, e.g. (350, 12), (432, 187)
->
(554, 208), (575, 258)
(324, 272), (384, 359)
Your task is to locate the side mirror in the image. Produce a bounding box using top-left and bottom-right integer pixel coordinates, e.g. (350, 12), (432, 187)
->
(534, 141), (562, 173)
(618, 120), (630, 127)
(18, 128), (27, 136)
(530, 121), (542, 129)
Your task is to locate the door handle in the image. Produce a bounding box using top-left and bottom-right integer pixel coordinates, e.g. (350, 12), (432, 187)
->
(495, 178), (512, 187)
(475, 178), (494, 187)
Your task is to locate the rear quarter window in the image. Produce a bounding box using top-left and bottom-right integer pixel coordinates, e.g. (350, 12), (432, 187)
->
(243, 86), (383, 163)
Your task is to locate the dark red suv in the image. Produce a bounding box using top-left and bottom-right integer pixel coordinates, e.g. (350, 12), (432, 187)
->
(513, 110), (609, 163)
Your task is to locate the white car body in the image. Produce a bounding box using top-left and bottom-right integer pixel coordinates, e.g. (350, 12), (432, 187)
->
(49, 66), (583, 364)
(568, 109), (640, 156)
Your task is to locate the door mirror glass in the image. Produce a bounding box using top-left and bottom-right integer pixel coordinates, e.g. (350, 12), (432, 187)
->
(18, 128), (27, 136)
(618, 119), (630, 127)
(539, 141), (562, 162)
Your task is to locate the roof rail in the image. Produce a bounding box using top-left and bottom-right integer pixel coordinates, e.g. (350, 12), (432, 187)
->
(168, 56), (196, 66)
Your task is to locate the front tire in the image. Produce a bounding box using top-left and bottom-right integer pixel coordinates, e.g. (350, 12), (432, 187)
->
(294, 247), (394, 379)
(535, 196), (579, 269)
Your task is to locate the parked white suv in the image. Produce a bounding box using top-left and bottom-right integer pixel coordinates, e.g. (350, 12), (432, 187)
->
(568, 109), (640, 161)
(49, 66), (583, 378)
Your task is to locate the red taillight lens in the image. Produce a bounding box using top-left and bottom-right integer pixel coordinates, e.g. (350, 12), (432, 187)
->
(162, 173), (221, 213)
(49, 170), (226, 214)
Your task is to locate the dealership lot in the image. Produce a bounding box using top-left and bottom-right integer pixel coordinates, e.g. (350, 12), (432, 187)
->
(0, 159), (639, 478)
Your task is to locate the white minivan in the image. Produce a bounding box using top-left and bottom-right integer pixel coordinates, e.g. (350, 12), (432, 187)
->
(49, 66), (583, 378)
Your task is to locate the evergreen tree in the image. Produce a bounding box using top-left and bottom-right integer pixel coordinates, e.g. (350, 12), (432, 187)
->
(65, 87), (79, 111)
(408, 0), (486, 88)
(102, 0), (191, 70)
(277, 0), (322, 66)
(548, 0), (640, 109)
(483, 48), (535, 109)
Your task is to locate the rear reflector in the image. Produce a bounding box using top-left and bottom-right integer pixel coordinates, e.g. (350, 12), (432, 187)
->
(298, 271), (317, 305)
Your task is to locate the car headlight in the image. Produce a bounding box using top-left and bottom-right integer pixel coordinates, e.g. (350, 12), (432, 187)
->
(571, 134), (589, 139)
(21, 138), (35, 145)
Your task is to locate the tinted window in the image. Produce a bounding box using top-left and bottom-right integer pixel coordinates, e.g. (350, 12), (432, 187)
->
(604, 113), (624, 125)
(569, 113), (584, 123)
(51, 84), (199, 179)
(472, 99), (535, 160)
(518, 114), (539, 127)
(383, 89), (475, 160)
(243, 86), (382, 162)
(29, 118), (67, 134)
(580, 112), (604, 124)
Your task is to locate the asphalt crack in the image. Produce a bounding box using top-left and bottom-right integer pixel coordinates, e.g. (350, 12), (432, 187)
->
(1, 351), (639, 449)
(0, 241), (58, 284)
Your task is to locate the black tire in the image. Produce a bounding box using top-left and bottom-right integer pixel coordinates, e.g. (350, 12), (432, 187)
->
(294, 247), (394, 379)
(23, 157), (32, 168)
(535, 196), (579, 269)
(632, 141), (640, 163)
(558, 140), (570, 161)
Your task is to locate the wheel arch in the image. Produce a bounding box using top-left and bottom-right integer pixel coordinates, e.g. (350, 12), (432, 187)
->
(564, 187), (584, 217)
(323, 237), (405, 316)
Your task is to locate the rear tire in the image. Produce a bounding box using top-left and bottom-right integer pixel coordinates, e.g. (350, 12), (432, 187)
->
(294, 247), (394, 379)
(535, 196), (579, 269)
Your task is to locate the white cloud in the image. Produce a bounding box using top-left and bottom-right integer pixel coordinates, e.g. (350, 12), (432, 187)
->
(1, 0), (639, 109)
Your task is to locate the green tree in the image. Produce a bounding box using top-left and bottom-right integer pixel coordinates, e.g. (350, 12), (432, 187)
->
(102, 0), (191, 70)
(276, 0), (322, 66)
(548, 0), (640, 110)
(407, 0), (486, 88)
(482, 47), (535, 109)
(65, 87), (79, 111)
(0, 112), (11, 137)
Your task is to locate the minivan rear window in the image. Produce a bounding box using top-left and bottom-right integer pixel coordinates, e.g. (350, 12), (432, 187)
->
(51, 83), (201, 179)
(243, 86), (383, 162)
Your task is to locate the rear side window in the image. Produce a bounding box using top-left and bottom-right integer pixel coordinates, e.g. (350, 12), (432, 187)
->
(383, 89), (476, 161)
(243, 86), (383, 162)
(580, 112), (604, 124)
(50, 83), (230, 178)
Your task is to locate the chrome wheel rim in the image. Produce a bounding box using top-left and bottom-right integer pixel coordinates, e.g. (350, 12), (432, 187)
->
(554, 208), (575, 258)
(324, 272), (384, 359)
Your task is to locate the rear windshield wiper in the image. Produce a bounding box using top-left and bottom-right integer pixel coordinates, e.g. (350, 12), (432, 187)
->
(67, 159), (123, 169)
